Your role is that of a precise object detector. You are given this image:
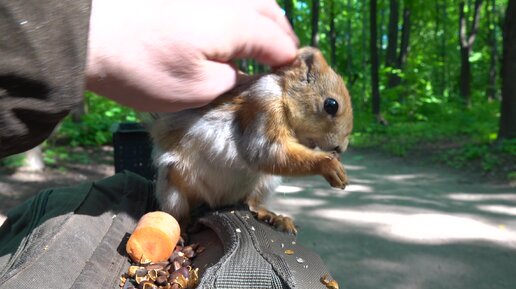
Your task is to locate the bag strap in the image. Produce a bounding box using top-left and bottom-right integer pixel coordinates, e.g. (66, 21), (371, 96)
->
(196, 207), (335, 289)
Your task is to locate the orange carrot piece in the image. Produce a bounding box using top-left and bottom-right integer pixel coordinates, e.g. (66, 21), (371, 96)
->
(126, 211), (180, 263)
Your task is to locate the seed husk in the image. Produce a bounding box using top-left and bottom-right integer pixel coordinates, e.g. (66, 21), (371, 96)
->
(119, 276), (127, 287)
(122, 279), (136, 289)
(146, 262), (166, 271)
(320, 274), (340, 289)
(138, 281), (158, 289)
(182, 246), (195, 258)
(157, 270), (168, 277)
(168, 268), (188, 283)
(177, 267), (190, 279)
(187, 268), (199, 288)
(171, 261), (182, 272)
(155, 275), (168, 286)
(174, 256), (188, 265)
(190, 243), (199, 251)
(128, 266), (141, 278)
(135, 269), (149, 284)
(148, 269), (158, 281)
(172, 274), (188, 288)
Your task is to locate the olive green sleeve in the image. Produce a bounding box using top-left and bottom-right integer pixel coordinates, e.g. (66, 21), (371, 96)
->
(0, 0), (91, 158)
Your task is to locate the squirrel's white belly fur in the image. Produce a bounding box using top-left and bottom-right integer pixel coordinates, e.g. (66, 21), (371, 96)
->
(154, 103), (280, 218)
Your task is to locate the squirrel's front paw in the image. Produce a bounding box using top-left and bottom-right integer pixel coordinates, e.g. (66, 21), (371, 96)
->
(320, 152), (348, 189)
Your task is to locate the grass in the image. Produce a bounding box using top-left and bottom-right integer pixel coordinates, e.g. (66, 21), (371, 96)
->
(350, 101), (516, 183)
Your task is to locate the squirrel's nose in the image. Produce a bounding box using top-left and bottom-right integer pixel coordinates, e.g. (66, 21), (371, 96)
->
(334, 146), (342, 153)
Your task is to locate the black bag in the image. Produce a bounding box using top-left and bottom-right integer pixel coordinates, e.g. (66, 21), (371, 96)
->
(0, 171), (336, 289)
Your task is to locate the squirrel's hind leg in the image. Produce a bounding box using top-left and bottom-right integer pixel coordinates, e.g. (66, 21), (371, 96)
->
(246, 180), (297, 235)
(250, 207), (298, 235)
(155, 166), (191, 225)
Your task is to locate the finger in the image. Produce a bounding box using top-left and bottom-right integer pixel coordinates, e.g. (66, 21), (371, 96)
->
(149, 60), (238, 111)
(192, 60), (239, 102)
(252, 0), (299, 46)
(235, 14), (297, 67)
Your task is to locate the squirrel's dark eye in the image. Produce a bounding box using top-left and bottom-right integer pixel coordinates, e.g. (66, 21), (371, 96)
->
(323, 98), (339, 116)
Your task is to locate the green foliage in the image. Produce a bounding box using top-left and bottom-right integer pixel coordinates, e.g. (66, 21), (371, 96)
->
(351, 101), (515, 176)
(42, 146), (91, 166)
(439, 139), (516, 172)
(53, 92), (138, 146)
(0, 154), (25, 169)
(508, 171), (516, 182)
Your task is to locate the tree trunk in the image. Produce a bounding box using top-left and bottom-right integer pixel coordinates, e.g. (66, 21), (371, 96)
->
(370, 0), (383, 123)
(388, 2), (411, 88)
(459, 45), (472, 104)
(311, 0), (320, 47)
(434, 1), (441, 94)
(362, 1), (368, 101)
(486, 0), (498, 101)
(385, 0), (399, 70)
(435, 1), (448, 96)
(441, 2), (448, 94)
(329, 0), (337, 67)
(498, 0), (516, 140)
(283, 0), (294, 27)
(398, 5), (411, 71)
(458, 0), (483, 107)
(379, 0), (386, 65)
(346, 0), (353, 76)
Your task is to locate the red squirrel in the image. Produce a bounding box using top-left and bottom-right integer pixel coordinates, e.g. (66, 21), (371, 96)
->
(150, 47), (353, 233)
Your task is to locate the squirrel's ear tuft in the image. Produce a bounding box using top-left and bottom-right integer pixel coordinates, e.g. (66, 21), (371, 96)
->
(297, 47), (316, 68)
(296, 47), (327, 82)
(272, 47), (328, 82)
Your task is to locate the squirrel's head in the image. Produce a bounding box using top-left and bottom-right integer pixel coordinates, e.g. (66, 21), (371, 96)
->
(277, 47), (353, 153)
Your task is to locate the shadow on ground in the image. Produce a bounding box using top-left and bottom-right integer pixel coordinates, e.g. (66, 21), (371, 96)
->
(0, 146), (115, 223)
(271, 148), (516, 289)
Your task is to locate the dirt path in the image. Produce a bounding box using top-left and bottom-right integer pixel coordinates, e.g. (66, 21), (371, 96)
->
(0, 147), (115, 224)
(1, 148), (515, 288)
(271, 148), (516, 289)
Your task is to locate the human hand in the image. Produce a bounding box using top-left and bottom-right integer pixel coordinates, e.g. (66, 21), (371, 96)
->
(86, 0), (298, 111)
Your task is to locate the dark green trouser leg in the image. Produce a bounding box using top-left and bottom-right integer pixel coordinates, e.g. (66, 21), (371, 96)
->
(0, 171), (156, 289)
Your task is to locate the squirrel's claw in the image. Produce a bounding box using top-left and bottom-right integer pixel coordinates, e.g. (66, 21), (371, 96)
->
(320, 153), (348, 189)
(252, 207), (298, 235)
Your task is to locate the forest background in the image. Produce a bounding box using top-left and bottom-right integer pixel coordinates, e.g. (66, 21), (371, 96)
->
(2, 0), (515, 184)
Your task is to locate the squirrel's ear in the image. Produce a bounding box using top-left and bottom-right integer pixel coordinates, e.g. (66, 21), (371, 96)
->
(296, 47), (327, 83)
